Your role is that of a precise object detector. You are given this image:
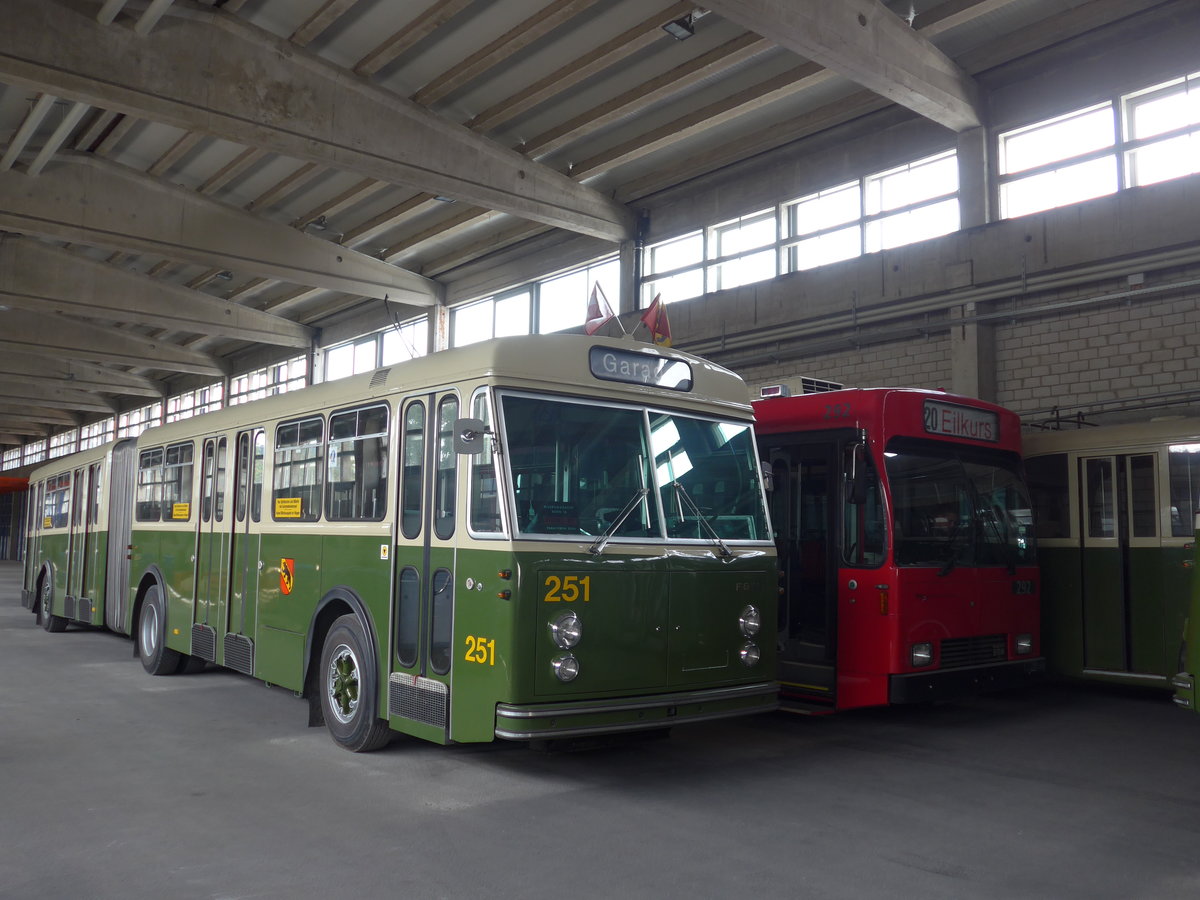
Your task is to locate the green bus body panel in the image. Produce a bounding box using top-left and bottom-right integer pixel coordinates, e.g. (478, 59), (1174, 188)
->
(1081, 548), (1125, 672)
(1148, 546), (1191, 678)
(1176, 540), (1200, 712)
(447, 545), (519, 744)
(1041, 545), (1189, 681)
(1039, 551), (1082, 680)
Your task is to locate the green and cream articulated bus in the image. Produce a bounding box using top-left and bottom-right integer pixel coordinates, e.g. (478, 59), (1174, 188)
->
(22, 334), (778, 751)
(1023, 419), (1200, 696)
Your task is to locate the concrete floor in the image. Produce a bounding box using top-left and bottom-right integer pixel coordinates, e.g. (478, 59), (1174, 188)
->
(2, 560), (1198, 900)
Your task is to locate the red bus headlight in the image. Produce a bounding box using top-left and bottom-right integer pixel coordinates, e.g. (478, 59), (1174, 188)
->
(911, 642), (934, 667)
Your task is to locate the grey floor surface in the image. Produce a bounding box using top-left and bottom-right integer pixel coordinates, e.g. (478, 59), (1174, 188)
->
(2, 561), (1198, 900)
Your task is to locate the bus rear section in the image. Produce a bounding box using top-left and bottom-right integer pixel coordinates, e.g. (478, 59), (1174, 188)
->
(755, 387), (1044, 712)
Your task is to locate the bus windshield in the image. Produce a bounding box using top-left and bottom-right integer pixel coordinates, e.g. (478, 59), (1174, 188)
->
(501, 394), (768, 542)
(885, 437), (1037, 569)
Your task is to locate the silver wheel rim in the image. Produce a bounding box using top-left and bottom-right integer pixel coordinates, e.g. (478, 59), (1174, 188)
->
(326, 642), (360, 725)
(140, 602), (159, 657)
(41, 581), (51, 619)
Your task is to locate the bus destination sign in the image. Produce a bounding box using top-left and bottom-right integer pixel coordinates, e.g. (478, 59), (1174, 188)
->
(589, 346), (692, 391)
(923, 400), (999, 442)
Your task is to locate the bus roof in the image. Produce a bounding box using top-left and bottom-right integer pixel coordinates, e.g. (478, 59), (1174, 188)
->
(1024, 416), (1200, 457)
(754, 387), (1022, 452)
(28, 439), (125, 485)
(138, 333), (755, 446)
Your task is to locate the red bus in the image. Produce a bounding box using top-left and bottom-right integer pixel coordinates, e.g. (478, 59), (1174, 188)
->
(754, 387), (1044, 712)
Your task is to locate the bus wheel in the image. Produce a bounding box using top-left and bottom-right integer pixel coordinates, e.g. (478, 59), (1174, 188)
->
(320, 614), (391, 753)
(40, 579), (67, 633)
(138, 585), (181, 676)
(175, 655), (207, 675)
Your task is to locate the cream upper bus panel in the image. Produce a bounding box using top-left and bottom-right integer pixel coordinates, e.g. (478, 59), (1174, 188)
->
(27, 441), (117, 489)
(1024, 418), (1200, 457)
(137, 335), (755, 451)
(28, 440), (120, 532)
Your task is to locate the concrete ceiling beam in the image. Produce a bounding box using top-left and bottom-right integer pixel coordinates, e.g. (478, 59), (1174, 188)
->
(0, 0), (634, 241)
(704, 0), (983, 131)
(0, 153), (438, 306)
(0, 236), (316, 348)
(0, 308), (225, 376)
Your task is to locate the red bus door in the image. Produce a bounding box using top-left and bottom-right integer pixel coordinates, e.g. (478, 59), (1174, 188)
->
(767, 434), (844, 708)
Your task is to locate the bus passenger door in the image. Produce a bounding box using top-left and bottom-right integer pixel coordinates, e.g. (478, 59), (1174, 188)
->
(389, 394), (458, 743)
(1080, 452), (1174, 678)
(768, 436), (840, 707)
(225, 430), (263, 675)
(192, 437), (229, 662)
(1079, 455), (1129, 673)
(65, 468), (84, 618)
(75, 464), (101, 623)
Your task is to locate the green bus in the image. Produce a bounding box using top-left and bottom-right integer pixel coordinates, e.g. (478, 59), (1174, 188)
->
(1023, 419), (1200, 693)
(22, 334), (778, 750)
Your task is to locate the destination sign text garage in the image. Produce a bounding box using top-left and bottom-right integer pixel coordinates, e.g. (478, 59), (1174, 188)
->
(589, 347), (692, 391)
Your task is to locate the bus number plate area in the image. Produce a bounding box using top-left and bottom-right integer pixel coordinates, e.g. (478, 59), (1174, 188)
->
(542, 574), (592, 603)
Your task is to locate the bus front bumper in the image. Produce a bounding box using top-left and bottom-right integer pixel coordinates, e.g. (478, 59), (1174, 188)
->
(21, 589), (34, 610)
(1171, 672), (1195, 711)
(495, 682), (779, 740)
(889, 657), (1046, 704)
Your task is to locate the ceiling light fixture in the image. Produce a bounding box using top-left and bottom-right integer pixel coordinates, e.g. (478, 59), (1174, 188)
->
(662, 13), (695, 40)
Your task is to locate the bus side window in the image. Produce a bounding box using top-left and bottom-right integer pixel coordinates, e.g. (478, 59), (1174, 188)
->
(89, 463), (102, 526)
(1024, 454), (1070, 540)
(274, 416), (324, 522)
(401, 401), (425, 540)
(162, 442), (195, 522)
(327, 404), (389, 522)
(435, 396), (458, 540)
(136, 449), (164, 522)
(469, 391), (501, 534)
(1168, 445), (1200, 537)
(843, 451), (884, 567)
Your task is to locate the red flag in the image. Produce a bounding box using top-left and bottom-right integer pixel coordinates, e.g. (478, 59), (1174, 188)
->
(639, 295), (672, 347)
(583, 283), (615, 335)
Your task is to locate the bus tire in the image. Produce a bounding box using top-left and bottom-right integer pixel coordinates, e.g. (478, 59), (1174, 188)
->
(39, 577), (67, 633)
(176, 654), (207, 674)
(137, 585), (182, 676)
(319, 614), (391, 753)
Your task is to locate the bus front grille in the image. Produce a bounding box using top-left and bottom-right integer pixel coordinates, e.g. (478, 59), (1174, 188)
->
(939, 635), (1006, 668)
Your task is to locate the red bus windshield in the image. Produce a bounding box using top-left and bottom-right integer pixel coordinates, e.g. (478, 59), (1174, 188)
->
(885, 437), (1036, 570)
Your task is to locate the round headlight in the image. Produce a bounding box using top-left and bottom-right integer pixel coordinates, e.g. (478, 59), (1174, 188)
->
(549, 611), (582, 649)
(738, 642), (761, 667)
(551, 654), (580, 682)
(738, 604), (761, 637)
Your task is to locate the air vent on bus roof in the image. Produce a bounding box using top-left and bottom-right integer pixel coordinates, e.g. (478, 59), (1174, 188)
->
(759, 377), (843, 399)
(369, 368), (391, 389)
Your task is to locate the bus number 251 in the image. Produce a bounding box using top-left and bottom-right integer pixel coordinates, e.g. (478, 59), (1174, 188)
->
(464, 636), (495, 666)
(544, 575), (591, 603)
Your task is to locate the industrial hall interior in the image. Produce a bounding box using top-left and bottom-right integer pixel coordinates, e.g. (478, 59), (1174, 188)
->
(0, 0), (1196, 456)
(5, 3), (1200, 899)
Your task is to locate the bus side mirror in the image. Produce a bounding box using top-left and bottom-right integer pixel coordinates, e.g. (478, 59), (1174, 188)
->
(845, 442), (866, 505)
(454, 418), (490, 455)
(761, 463), (774, 493)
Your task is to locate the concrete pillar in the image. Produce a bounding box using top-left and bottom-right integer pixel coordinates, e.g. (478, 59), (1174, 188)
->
(957, 126), (990, 230)
(618, 239), (638, 315)
(431, 303), (450, 352)
(950, 302), (996, 401)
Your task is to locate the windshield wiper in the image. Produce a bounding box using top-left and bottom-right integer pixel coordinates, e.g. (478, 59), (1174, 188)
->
(938, 521), (967, 576)
(672, 481), (733, 558)
(588, 487), (650, 556)
(978, 507), (1018, 575)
